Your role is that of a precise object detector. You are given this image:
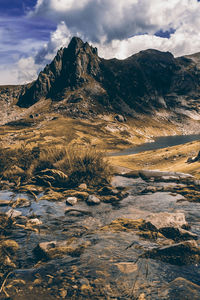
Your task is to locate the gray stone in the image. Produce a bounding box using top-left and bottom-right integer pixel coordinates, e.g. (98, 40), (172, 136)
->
(66, 197), (78, 206)
(139, 170), (194, 183)
(87, 195), (101, 205)
(146, 212), (188, 229)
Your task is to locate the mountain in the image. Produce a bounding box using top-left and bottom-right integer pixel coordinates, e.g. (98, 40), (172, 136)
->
(1, 37), (200, 122)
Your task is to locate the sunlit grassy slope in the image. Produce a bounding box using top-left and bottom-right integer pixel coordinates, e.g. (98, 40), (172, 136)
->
(0, 113), (199, 179)
(109, 140), (200, 179)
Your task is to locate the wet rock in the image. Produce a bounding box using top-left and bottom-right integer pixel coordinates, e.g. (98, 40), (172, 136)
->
(34, 238), (90, 260)
(86, 195), (101, 205)
(143, 240), (200, 265)
(159, 277), (200, 300)
(66, 197), (78, 206)
(145, 212), (197, 241)
(121, 170), (140, 178)
(78, 183), (87, 190)
(6, 209), (22, 218)
(159, 227), (198, 242)
(145, 212), (189, 230)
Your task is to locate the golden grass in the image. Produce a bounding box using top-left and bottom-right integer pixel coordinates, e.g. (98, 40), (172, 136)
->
(109, 140), (200, 178)
(0, 142), (113, 188)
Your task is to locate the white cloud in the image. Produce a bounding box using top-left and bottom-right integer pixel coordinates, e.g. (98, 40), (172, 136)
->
(1, 0), (200, 84)
(31, 0), (200, 42)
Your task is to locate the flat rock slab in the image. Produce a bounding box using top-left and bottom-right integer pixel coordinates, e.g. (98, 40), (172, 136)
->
(138, 170), (194, 183)
(145, 212), (188, 229)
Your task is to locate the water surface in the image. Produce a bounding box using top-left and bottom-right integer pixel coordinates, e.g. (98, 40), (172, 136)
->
(111, 134), (200, 156)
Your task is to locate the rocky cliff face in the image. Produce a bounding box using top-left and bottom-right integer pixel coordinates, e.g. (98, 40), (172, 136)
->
(18, 37), (100, 107)
(7, 37), (200, 119)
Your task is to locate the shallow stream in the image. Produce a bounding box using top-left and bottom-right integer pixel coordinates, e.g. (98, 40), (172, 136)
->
(0, 175), (200, 299)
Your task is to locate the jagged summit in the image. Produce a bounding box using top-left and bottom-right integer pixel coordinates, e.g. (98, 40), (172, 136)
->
(17, 36), (200, 118)
(18, 37), (100, 107)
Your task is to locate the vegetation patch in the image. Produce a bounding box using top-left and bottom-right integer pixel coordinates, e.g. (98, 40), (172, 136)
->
(0, 144), (113, 189)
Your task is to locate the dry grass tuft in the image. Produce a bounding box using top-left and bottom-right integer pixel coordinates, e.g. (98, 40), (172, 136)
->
(56, 145), (113, 187)
(0, 144), (113, 188)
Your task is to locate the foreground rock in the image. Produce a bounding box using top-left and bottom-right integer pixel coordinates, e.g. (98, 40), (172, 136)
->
(66, 197), (78, 206)
(86, 195), (101, 205)
(146, 212), (188, 229)
(143, 240), (200, 265)
(34, 238), (90, 260)
(146, 212), (198, 242)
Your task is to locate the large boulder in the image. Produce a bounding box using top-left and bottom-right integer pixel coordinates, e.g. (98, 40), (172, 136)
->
(145, 212), (198, 242)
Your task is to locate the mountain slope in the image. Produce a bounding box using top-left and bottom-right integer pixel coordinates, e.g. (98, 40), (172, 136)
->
(16, 37), (200, 118)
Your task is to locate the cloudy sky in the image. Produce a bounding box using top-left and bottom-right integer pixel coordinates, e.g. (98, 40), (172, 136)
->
(1, 0), (200, 85)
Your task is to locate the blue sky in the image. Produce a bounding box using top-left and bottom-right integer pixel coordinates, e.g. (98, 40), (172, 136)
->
(1, 0), (200, 85)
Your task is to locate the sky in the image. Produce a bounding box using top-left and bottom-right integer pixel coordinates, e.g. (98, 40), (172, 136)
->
(0, 0), (200, 85)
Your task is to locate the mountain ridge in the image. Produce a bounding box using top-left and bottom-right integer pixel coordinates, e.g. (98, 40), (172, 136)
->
(16, 37), (200, 116)
(0, 36), (200, 129)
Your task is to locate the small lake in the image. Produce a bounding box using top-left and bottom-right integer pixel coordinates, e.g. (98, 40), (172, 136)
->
(110, 134), (200, 156)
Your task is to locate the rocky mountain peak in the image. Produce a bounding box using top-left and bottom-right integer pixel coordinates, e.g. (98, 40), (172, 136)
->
(18, 37), (100, 107)
(17, 37), (200, 118)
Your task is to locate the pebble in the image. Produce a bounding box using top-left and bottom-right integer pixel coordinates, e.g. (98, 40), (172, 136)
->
(87, 195), (101, 205)
(66, 197), (78, 206)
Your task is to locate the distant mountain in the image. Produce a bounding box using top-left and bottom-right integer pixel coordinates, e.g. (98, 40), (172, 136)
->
(1, 37), (200, 121)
